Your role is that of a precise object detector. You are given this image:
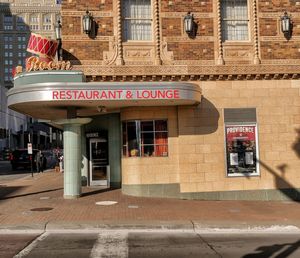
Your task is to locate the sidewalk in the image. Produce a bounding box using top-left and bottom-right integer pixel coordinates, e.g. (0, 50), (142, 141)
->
(1, 171), (300, 233)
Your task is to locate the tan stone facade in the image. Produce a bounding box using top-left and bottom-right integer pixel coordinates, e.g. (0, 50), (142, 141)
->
(57, 1), (300, 200)
(120, 81), (300, 196)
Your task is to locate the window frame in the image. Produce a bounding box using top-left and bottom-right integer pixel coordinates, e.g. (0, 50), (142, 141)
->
(221, 0), (250, 42)
(122, 119), (168, 158)
(122, 0), (153, 42)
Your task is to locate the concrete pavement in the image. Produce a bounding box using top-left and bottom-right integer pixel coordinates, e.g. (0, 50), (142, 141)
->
(1, 171), (300, 233)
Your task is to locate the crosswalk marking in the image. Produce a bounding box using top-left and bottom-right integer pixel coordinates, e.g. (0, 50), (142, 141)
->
(14, 232), (49, 258)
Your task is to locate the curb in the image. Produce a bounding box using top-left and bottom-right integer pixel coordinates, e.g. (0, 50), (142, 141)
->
(1, 220), (300, 234)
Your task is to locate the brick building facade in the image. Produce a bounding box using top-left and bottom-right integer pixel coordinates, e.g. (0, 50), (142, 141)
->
(8, 0), (300, 200)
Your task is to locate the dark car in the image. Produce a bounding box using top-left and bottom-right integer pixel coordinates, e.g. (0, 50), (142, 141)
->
(10, 149), (38, 170)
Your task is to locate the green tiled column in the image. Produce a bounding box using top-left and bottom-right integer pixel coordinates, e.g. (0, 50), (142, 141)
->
(55, 118), (92, 199)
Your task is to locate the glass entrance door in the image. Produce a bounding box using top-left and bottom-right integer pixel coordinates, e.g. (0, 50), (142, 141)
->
(89, 138), (109, 186)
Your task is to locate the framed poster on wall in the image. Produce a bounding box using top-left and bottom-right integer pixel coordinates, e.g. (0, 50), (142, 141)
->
(225, 124), (259, 177)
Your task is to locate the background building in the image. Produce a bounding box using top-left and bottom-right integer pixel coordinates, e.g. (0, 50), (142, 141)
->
(0, 0), (62, 153)
(8, 0), (300, 200)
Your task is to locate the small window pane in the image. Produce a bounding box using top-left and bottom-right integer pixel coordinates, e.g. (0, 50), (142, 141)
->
(141, 121), (153, 132)
(155, 120), (167, 131)
(221, 0), (249, 41)
(142, 132), (154, 144)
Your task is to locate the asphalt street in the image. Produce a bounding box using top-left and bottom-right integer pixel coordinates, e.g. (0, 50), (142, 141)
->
(6, 230), (300, 258)
(0, 161), (31, 182)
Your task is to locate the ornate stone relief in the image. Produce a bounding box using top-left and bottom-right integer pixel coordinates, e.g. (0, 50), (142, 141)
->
(103, 40), (118, 65)
(224, 49), (251, 58)
(62, 11), (112, 17)
(252, 0), (260, 64)
(164, 36), (214, 42)
(74, 64), (300, 81)
(160, 40), (174, 65)
(123, 46), (155, 65)
(160, 13), (213, 18)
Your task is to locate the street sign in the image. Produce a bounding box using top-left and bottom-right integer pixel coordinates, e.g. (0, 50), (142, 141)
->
(27, 143), (33, 154)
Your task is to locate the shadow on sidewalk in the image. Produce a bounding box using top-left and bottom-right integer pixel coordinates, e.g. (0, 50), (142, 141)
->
(243, 239), (300, 258)
(0, 187), (63, 200)
(81, 187), (116, 197)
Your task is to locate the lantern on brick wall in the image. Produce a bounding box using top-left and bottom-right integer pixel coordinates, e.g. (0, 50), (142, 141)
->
(184, 12), (194, 36)
(55, 20), (62, 60)
(281, 11), (292, 39)
(83, 10), (92, 34)
(55, 20), (62, 40)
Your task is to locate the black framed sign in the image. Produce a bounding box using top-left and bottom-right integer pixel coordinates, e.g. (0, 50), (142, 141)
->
(225, 124), (259, 177)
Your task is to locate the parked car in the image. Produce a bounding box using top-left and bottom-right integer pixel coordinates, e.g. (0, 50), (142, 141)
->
(10, 149), (38, 170)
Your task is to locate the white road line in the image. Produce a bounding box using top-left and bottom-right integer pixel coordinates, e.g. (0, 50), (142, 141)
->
(90, 231), (128, 258)
(14, 232), (49, 258)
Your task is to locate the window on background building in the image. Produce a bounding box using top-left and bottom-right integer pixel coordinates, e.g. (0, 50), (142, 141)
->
(221, 0), (249, 41)
(4, 36), (13, 42)
(43, 14), (52, 30)
(6, 60), (13, 65)
(30, 14), (39, 31)
(3, 14), (13, 30)
(122, 0), (152, 41)
(16, 15), (27, 30)
(224, 108), (259, 177)
(122, 120), (168, 157)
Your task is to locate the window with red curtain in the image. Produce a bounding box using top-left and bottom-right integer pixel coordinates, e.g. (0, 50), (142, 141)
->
(122, 120), (168, 157)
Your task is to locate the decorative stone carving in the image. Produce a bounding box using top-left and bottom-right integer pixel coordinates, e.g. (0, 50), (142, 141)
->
(123, 46), (155, 64)
(217, 0), (224, 65)
(125, 50), (152, 58)
(153, 0), (162, 65)
(74, 64), (300, 81)
(116, 0), (124, 65)
(225, 50), (251, 58)
(253, 0), (261, 64)
(103, 40), (118, 65)
(160, 41), (174, 65)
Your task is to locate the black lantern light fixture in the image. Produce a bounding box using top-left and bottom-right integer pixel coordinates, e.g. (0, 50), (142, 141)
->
(55, 19), (62, 60)
(184, 12), (194, 36)
(83, 10), (92, 34)
(281, 11), (292, 39)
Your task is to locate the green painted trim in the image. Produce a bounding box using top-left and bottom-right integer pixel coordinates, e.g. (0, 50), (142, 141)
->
(122, 183), (300, 201)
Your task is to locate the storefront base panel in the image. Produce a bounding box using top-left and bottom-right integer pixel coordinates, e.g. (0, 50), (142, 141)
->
(111, 182), (122, 189)
(122, 184), (180, 198)
(122, 184), (300, 201)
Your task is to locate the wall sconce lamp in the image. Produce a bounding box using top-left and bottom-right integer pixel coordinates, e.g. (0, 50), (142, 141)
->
(281, 11), (292, 40)
(97, 106), (107, 113)
(55, 20), (62, 60)
(184, 12), (195, 37)
(83, 10), (92, 34)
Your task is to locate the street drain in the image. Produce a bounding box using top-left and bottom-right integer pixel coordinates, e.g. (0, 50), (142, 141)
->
(30, 207), (53, 211)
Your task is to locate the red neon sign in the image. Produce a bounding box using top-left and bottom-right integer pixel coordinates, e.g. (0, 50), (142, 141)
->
(52, 89), (180, 100)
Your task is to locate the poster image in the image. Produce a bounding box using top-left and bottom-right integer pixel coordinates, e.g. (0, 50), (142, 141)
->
(225, 125), (258, 176)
